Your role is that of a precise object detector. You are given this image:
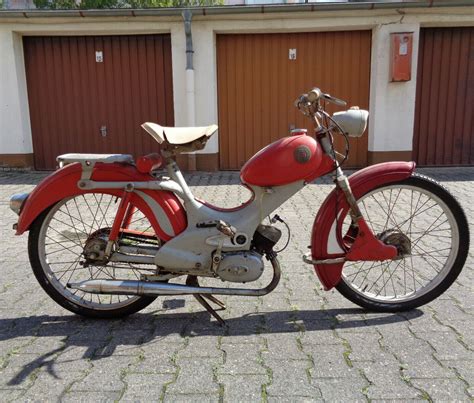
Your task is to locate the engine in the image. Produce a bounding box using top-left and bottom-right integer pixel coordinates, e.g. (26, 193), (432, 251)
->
(252, 224), (282, 254)
(215, 224), (282, 283)
(216, 251), (264, 283)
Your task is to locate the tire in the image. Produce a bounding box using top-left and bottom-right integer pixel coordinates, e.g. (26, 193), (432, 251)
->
(335, 173), (469, 312)
(28, 193), (159, 319)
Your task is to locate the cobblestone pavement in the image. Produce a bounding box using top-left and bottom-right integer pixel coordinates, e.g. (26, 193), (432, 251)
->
(0, 167), (472, 402)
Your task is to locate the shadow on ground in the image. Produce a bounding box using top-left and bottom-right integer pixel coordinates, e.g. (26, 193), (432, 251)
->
(1, 307), (423, 386)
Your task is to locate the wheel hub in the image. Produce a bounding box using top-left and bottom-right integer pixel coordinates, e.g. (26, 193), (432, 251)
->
(83, 228), (111, 265)
(378, 229), (411, 258)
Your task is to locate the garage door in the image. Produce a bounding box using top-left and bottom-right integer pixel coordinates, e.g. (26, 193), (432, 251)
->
(413, 27), (473, 166)
(216, 31), (371, 170)
(23, 35), (174, 170)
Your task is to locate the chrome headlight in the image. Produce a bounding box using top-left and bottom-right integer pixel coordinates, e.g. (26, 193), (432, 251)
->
(10, 193), (29, 216)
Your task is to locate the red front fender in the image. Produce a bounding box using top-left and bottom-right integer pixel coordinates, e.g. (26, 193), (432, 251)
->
(16, 162), (187, 241)
(311, 161), (416, 290)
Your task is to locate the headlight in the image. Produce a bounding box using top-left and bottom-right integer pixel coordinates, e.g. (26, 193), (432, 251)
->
(10, 193), (29, 216)
(332, 108), (369, 138)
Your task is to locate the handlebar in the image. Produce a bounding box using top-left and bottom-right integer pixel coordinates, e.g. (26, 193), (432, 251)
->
(295, 87), (347, 112)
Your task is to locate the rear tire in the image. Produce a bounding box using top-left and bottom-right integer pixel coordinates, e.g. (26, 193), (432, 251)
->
(335, 174), (469, 312)
(28, 194), (159, 319)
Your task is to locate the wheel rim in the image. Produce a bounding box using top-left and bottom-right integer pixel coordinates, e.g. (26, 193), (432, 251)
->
(38, 193), (160, 310)
(341, 183), (459, 304)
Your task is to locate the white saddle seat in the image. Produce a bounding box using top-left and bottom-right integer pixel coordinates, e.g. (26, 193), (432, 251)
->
(141, 122), (218, 145)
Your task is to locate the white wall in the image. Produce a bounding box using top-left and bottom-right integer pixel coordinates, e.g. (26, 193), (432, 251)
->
(368, 22), (420, 154)
(0, 29), (33, 155)
(0, 6), (472, 161)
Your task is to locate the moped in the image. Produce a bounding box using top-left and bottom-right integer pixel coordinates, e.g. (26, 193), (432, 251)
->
(10, 87), (469, 325)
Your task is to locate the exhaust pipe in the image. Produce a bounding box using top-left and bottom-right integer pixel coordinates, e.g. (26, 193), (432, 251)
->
(68, 257), (281, 297)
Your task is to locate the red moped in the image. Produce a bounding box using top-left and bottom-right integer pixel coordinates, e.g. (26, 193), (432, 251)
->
(10, 87), (469, 325)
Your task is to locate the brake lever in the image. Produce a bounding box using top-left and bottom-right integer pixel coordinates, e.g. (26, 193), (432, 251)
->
(322, 93), (347, 107)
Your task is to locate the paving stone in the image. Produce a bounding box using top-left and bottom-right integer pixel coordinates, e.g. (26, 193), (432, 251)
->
(166, 358), (220, 395)
(342, 332), (383, 362)
(305, 344), (356, 378)
(178, 336), (223, 359)
(267, 395), (323, 402)
(299, 328), (342, 346)
(218, 374), (267, 401)
(416, 331), (473, 361)
(219, 348), (267, 375)
(410, 378), (470, 401)
(0, 168), (473, 401)
(355, 359), (423, 400)
(315, 376), (367, 401)
(262, 333), (308, 360)
(120, 373), (175, 401)
(69, 356), (134, 392)
(20, 369), (84, 401)
(0, 353), (44, 388)
(0, 388), (29, 401)
(131, 347), (180, 374)
(265, 358), (321, 399)
(164, 393), (220, 402)
(61, 391), (122, 402)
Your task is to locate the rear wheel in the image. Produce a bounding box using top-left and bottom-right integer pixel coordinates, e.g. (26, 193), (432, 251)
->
(336, 174), (469, 312)
(29, 193), (161, 318)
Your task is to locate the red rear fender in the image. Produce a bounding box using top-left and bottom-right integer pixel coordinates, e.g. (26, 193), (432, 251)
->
(311, 161), (416, 290)
(16, 162), (187, 241)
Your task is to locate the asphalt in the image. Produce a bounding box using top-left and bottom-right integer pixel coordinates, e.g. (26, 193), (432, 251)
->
(0, 167), (472, 402)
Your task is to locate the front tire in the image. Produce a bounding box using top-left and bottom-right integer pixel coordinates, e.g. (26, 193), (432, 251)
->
(28, 193), (159, 319)
(336, 174), (469, 312)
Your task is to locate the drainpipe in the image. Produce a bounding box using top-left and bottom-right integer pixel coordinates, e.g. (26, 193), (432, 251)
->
(183, 9), (197, 171)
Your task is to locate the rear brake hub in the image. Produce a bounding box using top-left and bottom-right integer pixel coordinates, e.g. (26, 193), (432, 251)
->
(83, 228), (111, 266)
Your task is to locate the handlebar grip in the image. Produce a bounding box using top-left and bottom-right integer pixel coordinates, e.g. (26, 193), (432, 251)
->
(307, 88), (322, 103)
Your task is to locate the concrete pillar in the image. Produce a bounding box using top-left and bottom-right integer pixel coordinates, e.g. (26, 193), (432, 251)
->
(368, 22), (421, 164)
(189, 23), (219, 171)
(0, 30), (33, 167)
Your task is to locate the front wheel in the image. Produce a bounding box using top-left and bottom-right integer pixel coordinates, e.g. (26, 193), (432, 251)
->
(336, 174), (469, 312)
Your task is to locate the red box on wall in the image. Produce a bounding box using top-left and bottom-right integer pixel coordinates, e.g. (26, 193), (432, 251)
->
(390, 32), (413, 82)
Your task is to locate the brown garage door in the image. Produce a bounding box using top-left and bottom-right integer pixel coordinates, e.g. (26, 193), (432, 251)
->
(23, 35), (174, 170)
(413, 27), (473, 166)
(217, 31), (371, 170)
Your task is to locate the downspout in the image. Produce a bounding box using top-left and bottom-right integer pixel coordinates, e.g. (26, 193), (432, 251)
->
(183, 9), (197, 171)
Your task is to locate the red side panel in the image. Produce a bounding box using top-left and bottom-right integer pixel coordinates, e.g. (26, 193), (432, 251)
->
(16, 163), (187, 241)
(311, 161), (416, 290)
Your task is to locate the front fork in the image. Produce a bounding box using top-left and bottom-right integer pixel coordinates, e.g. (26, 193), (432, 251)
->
(318, 134), (398, 262)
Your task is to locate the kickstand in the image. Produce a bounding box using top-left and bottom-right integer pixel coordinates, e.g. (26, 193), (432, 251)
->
(186, 275), (227, 327)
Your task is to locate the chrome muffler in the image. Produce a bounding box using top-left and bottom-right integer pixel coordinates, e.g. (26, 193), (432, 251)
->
(68, 257), (281, 297)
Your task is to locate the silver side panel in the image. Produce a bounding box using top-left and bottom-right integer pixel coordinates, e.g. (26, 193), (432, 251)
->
(152, 171), (304, 270)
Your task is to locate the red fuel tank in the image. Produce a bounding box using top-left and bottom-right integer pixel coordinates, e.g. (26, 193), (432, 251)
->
(240, 134), (331, 187)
